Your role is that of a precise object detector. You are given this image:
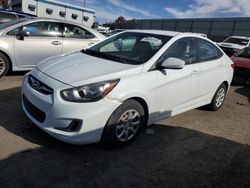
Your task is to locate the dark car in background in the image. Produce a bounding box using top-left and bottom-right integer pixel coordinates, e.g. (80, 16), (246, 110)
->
(0, 9), (35, 24)
(231, 47), (250, 84)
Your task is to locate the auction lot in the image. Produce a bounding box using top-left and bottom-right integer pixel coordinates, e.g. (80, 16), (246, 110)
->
(0, 74), (250, 188)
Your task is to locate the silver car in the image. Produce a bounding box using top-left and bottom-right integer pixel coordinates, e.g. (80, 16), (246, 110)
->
(0, 18), (105, 77)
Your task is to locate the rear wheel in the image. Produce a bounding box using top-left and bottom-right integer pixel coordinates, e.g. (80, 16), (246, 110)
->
(0, 53), (10, 78)
(102, 99), (145, 147)
(208, 83), (227, 111)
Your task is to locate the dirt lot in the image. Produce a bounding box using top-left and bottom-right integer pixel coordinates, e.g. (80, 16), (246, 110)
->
(0, 74), (249, 188)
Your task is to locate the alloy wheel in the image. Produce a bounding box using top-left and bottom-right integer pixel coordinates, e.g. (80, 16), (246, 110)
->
(116, 109), (140, 142)
(215, 88), (225, 107)
(0, 57), (6, 76)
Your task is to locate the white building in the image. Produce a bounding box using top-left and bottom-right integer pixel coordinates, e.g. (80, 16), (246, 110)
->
(11, 0), (95, 27)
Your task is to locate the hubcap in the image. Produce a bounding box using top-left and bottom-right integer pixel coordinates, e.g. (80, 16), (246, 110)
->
(116, 109), (140, 142)
(215, 88), (225, 107)
(0, 57), (6, 75)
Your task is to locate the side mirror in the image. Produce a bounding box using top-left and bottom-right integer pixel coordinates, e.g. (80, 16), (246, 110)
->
(161, 57), (185, 69)
(16, 30), (30, 40)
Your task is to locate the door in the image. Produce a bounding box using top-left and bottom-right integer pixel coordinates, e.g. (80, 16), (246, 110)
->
(14, 21), (63, 68)
(154, 37), (200, 118)
(62, 23), (99, 53)
(195, 38), (225, 99)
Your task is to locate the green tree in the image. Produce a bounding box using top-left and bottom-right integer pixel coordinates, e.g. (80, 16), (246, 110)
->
(91, 21), (99, 29)
(115, 16), (126, 23)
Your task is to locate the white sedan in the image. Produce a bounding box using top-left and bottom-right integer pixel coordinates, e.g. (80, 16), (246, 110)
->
(0, 18), (105, 77)
(22, 30), (234, 146)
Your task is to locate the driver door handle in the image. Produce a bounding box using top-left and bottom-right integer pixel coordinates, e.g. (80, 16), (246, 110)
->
(51, 41), (62, 45)
(191, 70), (200, 76)
(88, 42), (95, 46)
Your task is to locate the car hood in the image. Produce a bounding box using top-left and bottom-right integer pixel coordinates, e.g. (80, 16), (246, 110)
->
(36, 52), (142, 87)
(231, 56), (250, 69)
(217, 42), (245, 49)
(0, 29), (5, 35)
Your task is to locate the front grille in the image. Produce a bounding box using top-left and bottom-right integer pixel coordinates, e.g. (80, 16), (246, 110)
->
(28, 75), (53, 95)
(23, 95), (46, 123)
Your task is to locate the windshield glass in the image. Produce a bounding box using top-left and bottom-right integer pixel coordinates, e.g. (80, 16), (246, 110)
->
(224, 37), (249, 46)
(236, 48), (250, 59)
(83, 32), (172, 65)
(0, 19), (28, 30)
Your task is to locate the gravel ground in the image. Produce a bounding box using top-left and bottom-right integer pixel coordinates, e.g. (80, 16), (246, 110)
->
(0, 74), (249, 188)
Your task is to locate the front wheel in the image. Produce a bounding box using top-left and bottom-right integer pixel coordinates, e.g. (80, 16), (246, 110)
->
(0, 53), (10, 78)
(208, 83), (227, 111)
(102, 99), (145, 147)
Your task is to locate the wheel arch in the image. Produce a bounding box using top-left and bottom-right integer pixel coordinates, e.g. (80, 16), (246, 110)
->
(222, 81), (229, 92)
(124, 97), (149, 126)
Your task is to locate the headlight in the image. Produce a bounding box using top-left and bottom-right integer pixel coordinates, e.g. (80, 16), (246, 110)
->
(61, 79), (120, 102)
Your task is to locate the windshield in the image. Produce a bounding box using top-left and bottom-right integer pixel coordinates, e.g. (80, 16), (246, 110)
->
(0, 19), (28, 30)
(224, 37), (249, 46)
(83, 32), (172, 65)
(236, 48), (250, 59)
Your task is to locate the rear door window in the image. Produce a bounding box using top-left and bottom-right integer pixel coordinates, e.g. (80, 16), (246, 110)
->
(64, 24), (95, 39)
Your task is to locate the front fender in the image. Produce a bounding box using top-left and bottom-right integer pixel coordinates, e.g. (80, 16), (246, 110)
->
(107, 71), (159, 125)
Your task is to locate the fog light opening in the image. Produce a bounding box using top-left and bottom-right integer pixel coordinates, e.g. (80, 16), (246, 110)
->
(55, 120), (82, 132)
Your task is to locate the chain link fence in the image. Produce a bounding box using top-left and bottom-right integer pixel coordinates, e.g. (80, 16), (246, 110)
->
(113, 18), (250, 42)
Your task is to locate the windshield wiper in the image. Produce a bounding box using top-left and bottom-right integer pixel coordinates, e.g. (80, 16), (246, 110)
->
(101, 53), (129, 64)
(82, 49), (128, 64)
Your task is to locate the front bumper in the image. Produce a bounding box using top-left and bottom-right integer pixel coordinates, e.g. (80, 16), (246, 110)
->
(22, 70), (121, 145)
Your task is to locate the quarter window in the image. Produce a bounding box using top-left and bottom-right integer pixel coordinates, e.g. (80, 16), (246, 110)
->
(64, 24), (95, 39)
(162, 37), (197, 64)
(197, 39), (221, 61)
(23, 22), (60, 37)
(7, 27), (20, 36)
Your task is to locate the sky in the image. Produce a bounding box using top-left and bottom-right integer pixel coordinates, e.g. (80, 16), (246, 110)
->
(61, 0), (250, 23)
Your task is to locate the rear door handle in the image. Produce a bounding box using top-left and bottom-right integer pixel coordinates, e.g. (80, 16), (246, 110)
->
(51, 41), (62, 45)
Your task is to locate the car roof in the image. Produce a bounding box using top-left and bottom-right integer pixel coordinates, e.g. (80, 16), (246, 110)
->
(23, 17), (91, 27)
(128, 29), (181, 36)
(0, 9), (36, 17)
(125, 29), (207, 38)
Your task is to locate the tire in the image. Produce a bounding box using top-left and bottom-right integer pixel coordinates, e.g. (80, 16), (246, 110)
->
(0, 52), (10, 78)
(102, 99), (145, 147)
(207, 83), (227, 111)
